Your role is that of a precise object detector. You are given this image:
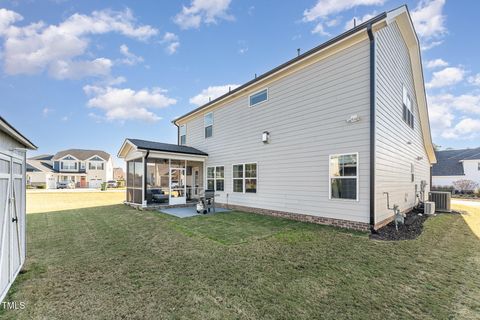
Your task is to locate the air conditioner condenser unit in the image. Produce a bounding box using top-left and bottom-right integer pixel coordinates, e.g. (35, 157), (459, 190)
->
(424, 201), (435, 215)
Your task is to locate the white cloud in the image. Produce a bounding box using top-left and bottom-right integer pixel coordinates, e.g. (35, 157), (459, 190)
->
(426, 67), (464, 89)
(189, 84), (239, 106)
(0, 8), (22, 35)
(303, 0), (384, 22)
(83, 85), (177, 122)
(468, 74), (480, 86)
(425, 58), (448, 69)
(311, 23), (330, 36)
(344, 12), (376, 30)
(42, 107), (53, 117)
(303, 0), (384, 35)
(119, 44), (144, 65)
(0, 8), (157, 79)
(430, 93), (480, 115)
(174, 0), (233, 29)
(427, 94), (455, 137)
(443, 118), (480, 139)
(49, 58), (112, 79)
(411, 0), (446, 50)
(161, 32), (180, 54)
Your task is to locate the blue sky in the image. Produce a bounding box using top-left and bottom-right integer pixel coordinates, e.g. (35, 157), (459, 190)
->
(0, 0), (479, 166)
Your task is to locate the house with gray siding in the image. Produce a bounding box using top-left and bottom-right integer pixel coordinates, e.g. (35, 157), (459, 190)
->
(432, 148), (480, 190)
(118, 6), (436, 231)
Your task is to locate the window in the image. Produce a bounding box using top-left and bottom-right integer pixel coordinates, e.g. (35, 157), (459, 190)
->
(478, 162), (480, 171)
(249, 88), (268, 107)
(89, 161), (104, 170)
(403, 86), (414, 128)
(180, 125), (186, 145)
(80, 162), (85, 170)
(207, 166), (224, 191)
(204, 112), (213, 138)
(329, 153), (358, 200)
(233, 163), (257, 193)
(61, 161), (77, 171)
(411, 163), (415, 182)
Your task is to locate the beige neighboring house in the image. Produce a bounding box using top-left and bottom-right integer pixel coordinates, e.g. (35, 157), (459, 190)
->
(27, 149), (113, 188)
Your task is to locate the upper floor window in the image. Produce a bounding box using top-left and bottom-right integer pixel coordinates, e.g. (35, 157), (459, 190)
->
(403, 86), (414, 128)
(61, 161), (77, 171)
(249, 88), (268, 107)
(80, 162), (85, 170)
(329, 153), (358, 200)
(89, 160), (104, 170)
(204, 112), (213, 138)
(207, 166), (224, 191)
(478, 162), (480, 171)
(180, 125), (186, 145)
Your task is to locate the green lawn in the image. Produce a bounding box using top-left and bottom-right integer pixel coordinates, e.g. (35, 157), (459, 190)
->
(2, 196), (480, 319)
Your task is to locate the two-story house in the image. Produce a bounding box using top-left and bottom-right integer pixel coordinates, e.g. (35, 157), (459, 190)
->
(432, 148), (480, 191)
(118, 6), (436, 231)
(27, 149), (113, 188)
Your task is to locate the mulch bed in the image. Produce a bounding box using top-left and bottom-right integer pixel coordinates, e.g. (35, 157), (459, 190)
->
(370, 210), (430, 241)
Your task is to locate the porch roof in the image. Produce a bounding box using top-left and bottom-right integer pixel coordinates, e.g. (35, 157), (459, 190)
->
(118, 138), (208, 159)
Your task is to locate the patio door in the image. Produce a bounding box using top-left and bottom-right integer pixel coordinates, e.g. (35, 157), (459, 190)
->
(169, 168), (186, 205)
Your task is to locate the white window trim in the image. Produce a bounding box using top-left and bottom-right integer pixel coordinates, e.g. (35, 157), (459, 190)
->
(61, 160), (77, 171)
(249, 88), (269, 107)
(232, 162), (258, 194)
(328, 152), (359, 202)
(180, 124), (187, 145)
(206, 166), (225, 191)
(204, 112), (214, 139)
(403, 85), (412, 112)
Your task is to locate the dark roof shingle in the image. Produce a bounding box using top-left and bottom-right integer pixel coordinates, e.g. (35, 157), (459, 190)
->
(127, 139), (208, 156)
(432, 148), (480, 176)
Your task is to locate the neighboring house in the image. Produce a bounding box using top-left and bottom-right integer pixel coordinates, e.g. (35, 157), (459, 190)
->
(118, 6), (436, 231)
(113, 167), (125, 180)
(432, 148), (480, 189)
(26, 149), (114, 188)
(0, 116), (36, 302)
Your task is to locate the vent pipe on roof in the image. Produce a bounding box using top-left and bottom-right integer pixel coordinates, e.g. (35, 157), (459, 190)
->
(209, 97), (211, 102)
(354, 18), (357, 28)
(297, 48), (301, 56)
(254, 73), (257, 79)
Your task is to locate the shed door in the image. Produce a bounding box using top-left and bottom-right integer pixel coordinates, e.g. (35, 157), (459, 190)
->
(11, 160), (24, 278)
(0, 155), (12, 300)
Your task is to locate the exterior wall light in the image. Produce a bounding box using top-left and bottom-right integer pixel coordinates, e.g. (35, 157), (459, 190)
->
(262, 131), (270, 143)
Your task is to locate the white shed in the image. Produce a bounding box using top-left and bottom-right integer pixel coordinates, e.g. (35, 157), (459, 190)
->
(0, 116), (36, 302)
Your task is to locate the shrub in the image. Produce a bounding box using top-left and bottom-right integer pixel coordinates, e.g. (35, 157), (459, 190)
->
(36, 184), (46, 189)
(432, 185), (455, 193)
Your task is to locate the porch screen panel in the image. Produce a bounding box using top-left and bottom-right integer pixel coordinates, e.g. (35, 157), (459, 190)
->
(146, 159), (169, 204)
(126, 159), (144, 204)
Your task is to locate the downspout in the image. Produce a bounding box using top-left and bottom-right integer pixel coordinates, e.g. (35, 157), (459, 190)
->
(143, 150), (150, 206)
(174, 122), (179, 145)
(367, 23), (376, 231)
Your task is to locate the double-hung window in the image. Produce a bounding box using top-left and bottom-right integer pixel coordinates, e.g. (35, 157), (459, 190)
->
(403, 86), (414, 128)
(204, 112), (213, 138)
(180, 125), (186, 145)
(249, 88), (268, 107)
(233, 163), (257, 193)
(329, 153), (358, 200)
(207, 166), (224, 191)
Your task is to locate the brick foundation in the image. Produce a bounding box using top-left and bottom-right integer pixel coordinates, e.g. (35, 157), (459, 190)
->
(217, 203), (370, 232)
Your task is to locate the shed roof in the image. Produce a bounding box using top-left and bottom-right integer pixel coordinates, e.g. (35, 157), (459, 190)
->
(125, 139), (208, 156)
(0, 116), (37, 150)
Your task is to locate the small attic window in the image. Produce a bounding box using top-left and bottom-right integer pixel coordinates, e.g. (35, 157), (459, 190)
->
(249, 89), (268, 107)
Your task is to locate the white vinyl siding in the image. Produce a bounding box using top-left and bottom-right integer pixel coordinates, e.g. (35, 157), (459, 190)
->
(181, 39), (371, 223)
(375, 21), (431, 224)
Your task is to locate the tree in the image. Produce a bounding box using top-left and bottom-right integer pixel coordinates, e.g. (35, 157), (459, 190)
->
(452, 179), (479, 192)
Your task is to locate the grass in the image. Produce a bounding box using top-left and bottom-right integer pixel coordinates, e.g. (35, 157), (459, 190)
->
(2, 193), (479, 319)
(26, 190), (125, 213)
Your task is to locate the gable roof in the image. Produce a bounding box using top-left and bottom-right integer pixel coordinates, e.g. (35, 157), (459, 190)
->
(119, 139), (208, 157)
(26, 159), (56, 173)
(172, 5), (436, 164)
(432, 148), (480, 176)
(52, 149), (111, 161)
(29, 154), (53, 161)
(0, 116), (37, 150)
